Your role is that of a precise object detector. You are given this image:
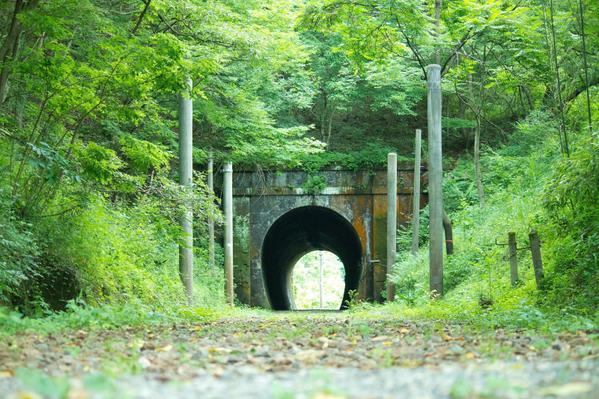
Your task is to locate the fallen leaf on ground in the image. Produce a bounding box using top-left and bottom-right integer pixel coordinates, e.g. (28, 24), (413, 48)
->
(156, 344), (173, 352)
(15, 392), (42, 399)
(313, 393), (346, 399)
(372, 336), (390, 342)
(138, 356), (152, 369)
(539, 382), (592, 396)
(0, 370), (14, 378)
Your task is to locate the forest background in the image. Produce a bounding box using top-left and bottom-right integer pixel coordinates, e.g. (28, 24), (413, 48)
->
(0, 0), (597, 325)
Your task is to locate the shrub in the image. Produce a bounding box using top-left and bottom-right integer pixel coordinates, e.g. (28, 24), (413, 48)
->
(391, 111), (561, 313)
(0, 194), (41, 308)
(542, 133), (599, 314)
(33, 194), (225, 310)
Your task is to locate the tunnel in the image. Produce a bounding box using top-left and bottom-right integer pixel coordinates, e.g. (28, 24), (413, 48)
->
(261, 206), (363, 310)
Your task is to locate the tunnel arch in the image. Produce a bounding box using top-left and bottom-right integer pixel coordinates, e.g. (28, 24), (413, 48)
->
(261, 206), (363, 310)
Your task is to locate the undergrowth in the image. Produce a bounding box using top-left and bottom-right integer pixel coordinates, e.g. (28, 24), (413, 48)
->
(390, 111), (599, 324)
(0, 301), (223, 337)
(0, 186), (224, 315)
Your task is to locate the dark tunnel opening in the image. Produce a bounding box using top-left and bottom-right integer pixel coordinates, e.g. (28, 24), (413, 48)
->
(261, 206), (363, 310)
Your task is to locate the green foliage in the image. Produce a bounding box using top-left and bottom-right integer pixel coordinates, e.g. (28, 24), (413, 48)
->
(301, 174), (327, 194)
(0, 170), (222, 313)
(392, 112), (598, 317)
(299, 142), (410, 171)
(119, 136), (171, 174)
(16, 368), (70, 399)
(0, 300), (219, 338)
(0, 194), (40, 305)
(37, 196), (183, 307)
(542, 133), (599, 313)
(0, 0), (597, 324)
(74, 142), (123, 185)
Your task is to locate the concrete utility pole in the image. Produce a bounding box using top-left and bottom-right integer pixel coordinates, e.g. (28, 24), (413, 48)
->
(319, 252), (324, 309)
(178, 77), (193, 304)
(427, 64), (443, 297)
(411, 129), (422, 256)
(223, 161), (234, 305)
(387, 152), (397, 302)
(207, 153), (215, 269)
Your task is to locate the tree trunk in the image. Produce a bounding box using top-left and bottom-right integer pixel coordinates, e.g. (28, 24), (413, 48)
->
(0, 0), (39, 103)
(548, 0), (569, 156)
(0, 0), (24, 103)
(578, 0), (592, 134)
(474, 116), (484, 206)
(0, 30), (21, 103)
(320, 91), (327, 142)
(326, 109), (334, 147)
(434, 0), (442, 64)
(131, 0), (152, 34)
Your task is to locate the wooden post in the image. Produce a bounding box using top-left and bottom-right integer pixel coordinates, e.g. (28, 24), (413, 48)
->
(443, 211), (454, 256)
(529, 230), (543, 289)
(207, 153), (215, 268)
(411, 129), (422, 256)
(178, 77), (193, 304)
(387, 152), (397, 302)
(427, 64), (443, 297)
(508, 232), (518, 287)
(223, 161), (234, 305)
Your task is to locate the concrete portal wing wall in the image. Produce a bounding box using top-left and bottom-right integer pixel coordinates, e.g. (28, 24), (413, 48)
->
(230, 165), (427, 309)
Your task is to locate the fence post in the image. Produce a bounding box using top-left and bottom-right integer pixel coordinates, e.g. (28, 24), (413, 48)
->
(443, 211), (454, 255)
(529, 230), (543, 289)
(508, 232), (518, 287)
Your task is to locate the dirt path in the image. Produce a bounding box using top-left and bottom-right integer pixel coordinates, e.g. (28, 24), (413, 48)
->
(1, 312), (597, 398)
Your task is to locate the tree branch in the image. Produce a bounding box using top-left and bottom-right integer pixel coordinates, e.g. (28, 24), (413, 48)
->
(131, 0), (152, 34)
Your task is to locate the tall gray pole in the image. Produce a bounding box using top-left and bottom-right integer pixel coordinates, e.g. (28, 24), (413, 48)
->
(386, 152), (397, 302)
(178, 77), (193, 304)
(319, 251), (324, 309)
(207, 153), (215, 268)
(411, 129), (422, 256)
(427, 64), (443, 297)
(223, 161), (234, 305)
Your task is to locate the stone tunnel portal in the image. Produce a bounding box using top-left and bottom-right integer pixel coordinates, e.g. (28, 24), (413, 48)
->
(261, 206), (363, 310)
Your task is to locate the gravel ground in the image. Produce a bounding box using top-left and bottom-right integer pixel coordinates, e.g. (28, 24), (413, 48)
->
(1, 360), (598, 398)
(1, 313), (598, 398)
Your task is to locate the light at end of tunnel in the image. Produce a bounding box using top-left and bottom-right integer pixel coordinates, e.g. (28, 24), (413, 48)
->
(291, 251), (345, 310)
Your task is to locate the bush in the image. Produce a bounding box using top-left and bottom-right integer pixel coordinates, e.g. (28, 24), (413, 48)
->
(32, 194), (225, 311)
(0, 193), (41, 308)
(1, 179), (224, 314)
(391, 111), (560, 312)
(542, 133), (599, 314)
(35, 196), (183, 308)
